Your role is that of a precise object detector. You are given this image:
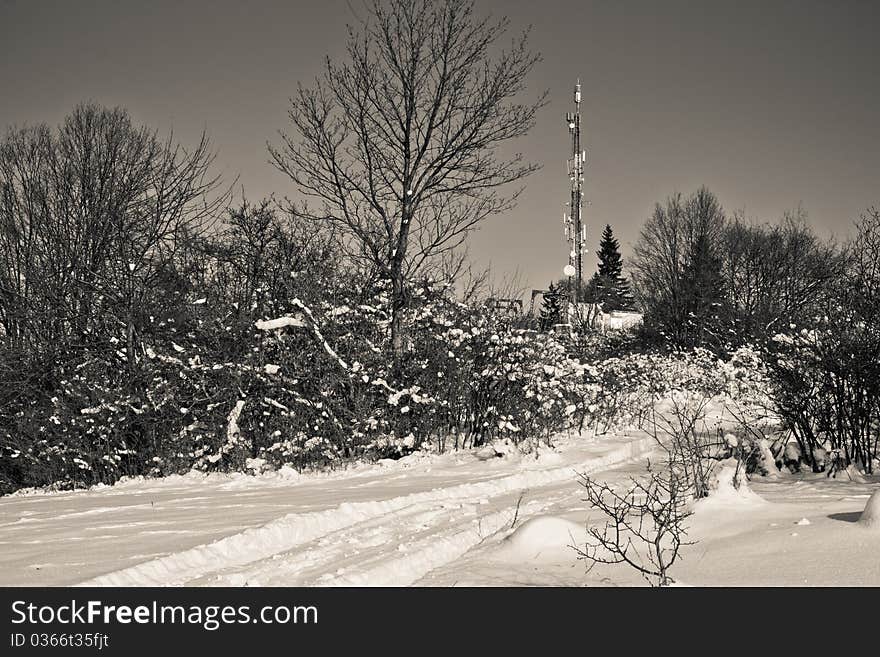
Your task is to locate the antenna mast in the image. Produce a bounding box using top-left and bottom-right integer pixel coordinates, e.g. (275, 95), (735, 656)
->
(563, 80), (586, 303)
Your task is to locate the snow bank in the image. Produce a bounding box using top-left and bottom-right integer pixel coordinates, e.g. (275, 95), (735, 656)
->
(499, 515), (587, 561)
(839, 464), (869, 483)
(694, 460), (765, 513)
(858, 490), (880, 530)
(755, 439), (780, 478)
(473, 438), (553, 463)
(325, 512), (589, 586)
(474, 440), (514, 461)
(322, 505), (531, 587)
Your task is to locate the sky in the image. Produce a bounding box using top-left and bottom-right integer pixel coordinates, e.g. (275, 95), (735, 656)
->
(2, 0), (878, 292)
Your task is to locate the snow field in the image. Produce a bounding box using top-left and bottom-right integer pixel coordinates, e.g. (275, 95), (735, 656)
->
(5, 427), (878, 587)
(79, 433), (656, 586)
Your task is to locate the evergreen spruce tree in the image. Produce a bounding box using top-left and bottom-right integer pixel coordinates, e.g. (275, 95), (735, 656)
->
(596, 224), (623, 279)
(587, 224), (633, 311)
(682, 229), (729, 347)
(539, 281), (566, 331)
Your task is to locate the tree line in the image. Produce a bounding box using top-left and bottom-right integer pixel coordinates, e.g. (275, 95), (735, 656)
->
(632, 187), (879, 473)
(631, 188), (846, 351)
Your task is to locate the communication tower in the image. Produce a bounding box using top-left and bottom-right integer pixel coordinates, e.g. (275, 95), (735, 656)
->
(562, 80), (587, 302)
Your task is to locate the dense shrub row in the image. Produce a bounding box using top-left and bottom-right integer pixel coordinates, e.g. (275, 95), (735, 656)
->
(0, 266), (771, 494)
(760, 211), (880, 474)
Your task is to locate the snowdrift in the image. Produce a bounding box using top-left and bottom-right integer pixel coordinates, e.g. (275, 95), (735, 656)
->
(858, 490), (880, 529)
(497, 515), (587, 562)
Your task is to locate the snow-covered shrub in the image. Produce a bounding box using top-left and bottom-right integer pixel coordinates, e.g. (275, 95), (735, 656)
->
(765, 318), (880, 474)
(761, 210), (880, 475)
(575, 346), (764, 434)
(0, 252), (777, 493)
(392, 282), (590, 449)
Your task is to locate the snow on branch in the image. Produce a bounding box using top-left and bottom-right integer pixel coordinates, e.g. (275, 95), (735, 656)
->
(255, 316), (307, 330)
(207, 399), (246, 465)
(255, 299), (348, 370)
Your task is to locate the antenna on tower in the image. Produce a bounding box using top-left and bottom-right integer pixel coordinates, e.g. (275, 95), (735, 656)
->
(563, 79), (586, 303)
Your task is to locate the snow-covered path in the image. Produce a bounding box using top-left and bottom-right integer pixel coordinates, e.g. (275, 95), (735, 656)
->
(0, 431), (655, 587)
(4, 427), (878, 587)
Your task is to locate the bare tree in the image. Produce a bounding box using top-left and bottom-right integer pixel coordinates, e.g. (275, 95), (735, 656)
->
(270, 0), (545, 361)
(720, 207), (842, 339)
(650, 394), (717, 499)
(764, 207), (880, 474)
(203, 198), (340, 320)
(0, 103), (228, 379)
(631, 187), (727, 347)
(576, 461), (693, 587)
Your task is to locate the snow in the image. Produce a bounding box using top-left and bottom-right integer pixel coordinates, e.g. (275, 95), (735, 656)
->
(858, 490), (880, 529)
(1, 425), (877, 587)
(598, 310), (643, 332)
(255, 316), (306, 330)
(841, 465), (869, 484)
(755, 439), (779, 477)
(497, 515), (588, 561)
(693, 461), (766, 512)
(677, 475), (880, 586)
(202, 400), (247, 465)
(0, 431), (654, 586)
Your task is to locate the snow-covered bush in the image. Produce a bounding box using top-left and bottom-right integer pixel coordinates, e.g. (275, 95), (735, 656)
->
(576, 346), (767, 435)
(764, 318), (880, 474)
(757, 210), (880, 475)
(0, 197), (351, 492)
(0, 259), (777, 494)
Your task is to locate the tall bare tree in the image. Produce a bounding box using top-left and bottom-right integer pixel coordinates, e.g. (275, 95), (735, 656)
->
(0, 103), (228, 378)
(720, 208), (842, 338)
(631, 187), (727, 347)
(270, 0), (545, 359)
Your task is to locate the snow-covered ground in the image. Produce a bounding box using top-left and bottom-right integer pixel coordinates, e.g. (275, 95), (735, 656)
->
(1, 427), (877, 587)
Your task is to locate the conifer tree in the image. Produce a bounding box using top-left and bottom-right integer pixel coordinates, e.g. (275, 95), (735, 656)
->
(539, 281), (566, 331)
(682, 229), (729, 346)
(587, 224), (633, 311)
(632, 186), (729, 348)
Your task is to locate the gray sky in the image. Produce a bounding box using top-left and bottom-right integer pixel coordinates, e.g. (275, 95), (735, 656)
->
(2, 0), (878, 291)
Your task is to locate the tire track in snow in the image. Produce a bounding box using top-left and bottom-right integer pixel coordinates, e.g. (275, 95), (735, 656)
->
(80, 434), (655, 587)
(196, 492), (550, 586)
(309, 496), (564, 587)
(312, 447), (642, 587)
